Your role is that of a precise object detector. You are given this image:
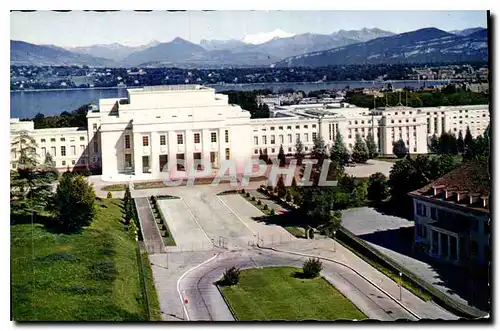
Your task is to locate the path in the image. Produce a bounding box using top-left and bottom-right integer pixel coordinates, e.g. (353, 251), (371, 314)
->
(135, 197), (166, 254)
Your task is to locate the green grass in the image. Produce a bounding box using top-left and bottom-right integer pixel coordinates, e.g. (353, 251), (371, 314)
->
(219, 267), (367, 321)
(336, 239), (432, 302)
(141, 252), (162, 321)
(241, 193), (274, 216)
(284, 226), (306, 238)
(101, 184), (126, 192)
(11, 199), (161, 321)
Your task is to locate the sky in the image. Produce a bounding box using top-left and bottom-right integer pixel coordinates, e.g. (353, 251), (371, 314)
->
(10, 10), (488, 47)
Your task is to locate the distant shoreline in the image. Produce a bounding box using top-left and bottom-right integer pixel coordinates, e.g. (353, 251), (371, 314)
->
(10, 79), (462, 93)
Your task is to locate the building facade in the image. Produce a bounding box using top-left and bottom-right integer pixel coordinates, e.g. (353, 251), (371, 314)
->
(408, 160), (491, 266)
(10, 84), (490, 182)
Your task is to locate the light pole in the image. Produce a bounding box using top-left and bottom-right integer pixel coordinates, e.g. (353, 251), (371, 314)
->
(399, 272), (403, 301)
(333, 230), (337, 253)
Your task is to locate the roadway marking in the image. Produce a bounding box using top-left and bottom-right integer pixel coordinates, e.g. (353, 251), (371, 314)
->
(216, 195), (256, 235)
(177, 253), (220, 321)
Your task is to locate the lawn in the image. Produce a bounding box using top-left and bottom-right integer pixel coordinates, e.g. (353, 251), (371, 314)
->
(101, 184), (126, 191)
(284, 226), (306, 238)
(11, 198), (162, 321)
(219, 267), (367, 321)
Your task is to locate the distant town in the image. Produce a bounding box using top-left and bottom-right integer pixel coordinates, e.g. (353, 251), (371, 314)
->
(10, 62), (488, 91)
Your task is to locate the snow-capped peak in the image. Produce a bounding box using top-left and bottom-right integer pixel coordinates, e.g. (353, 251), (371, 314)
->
(243, 29), (295, 44)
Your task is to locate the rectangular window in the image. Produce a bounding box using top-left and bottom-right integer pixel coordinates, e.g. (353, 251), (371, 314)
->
(125, 135), (131, 148)
(254, 149), (258, 154)
(254, 136), (258, 145)
(288, 147), (292, 152)
(41, 147), (46, 157)
(51, 138), (56, 143)
(278, 126), (283, 130)
(93, 123), (98, 131)
(304, 133), (309, 142)
(72, 160), (76, 165)
(61, 146), (66, 156)
(225, 130), (229, 143)
(51, 146), (56, 157)
(225, 148), (230, 160)
(304, 125), (308, 129)
(287, 134), (292, 143)
(41, 139), (46, 143)
(287, 126), (292, 130)
(279, 135), (284, 144)
(159, 135), (165, 146)
(271, 148), (275, 153)
(270, 126), (275, 131)
(262, 136), (267, 145)
(194, 133), (201, 144)
(312, 132), (317, 141)
(177, 134), (184, 145)
(296, 125), (300, 129)
(270, 135), (275, 144)
(296, 133), (300, 142)
(60, 138), (65, 142)
(142, 156), (150, 173)
(312, 124), (316, 128)
(430, 207), (438, 220)
(71, 145), (76, 156)
(80, 136), (85, 141)
(211, 132), (217, 143)
(124, 154), (132, 168)
(142, 136), (149, 147)
(62, 160), (66, 166)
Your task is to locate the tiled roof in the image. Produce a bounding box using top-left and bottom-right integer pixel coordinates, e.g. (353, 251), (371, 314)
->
(408, 159), (490, 214)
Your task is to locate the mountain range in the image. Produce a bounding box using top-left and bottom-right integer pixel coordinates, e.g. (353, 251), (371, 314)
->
(10, 27), (487, 68)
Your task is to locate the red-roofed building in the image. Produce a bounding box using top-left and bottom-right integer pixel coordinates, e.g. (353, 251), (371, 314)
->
(408, 159), (490, 266)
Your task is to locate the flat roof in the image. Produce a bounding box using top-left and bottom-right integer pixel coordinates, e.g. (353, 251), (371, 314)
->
(128, 84), (210, 93)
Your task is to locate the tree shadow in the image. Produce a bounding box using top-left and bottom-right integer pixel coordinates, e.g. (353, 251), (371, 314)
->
(251, 209), (306, 228)
(291, 271), (309, 279)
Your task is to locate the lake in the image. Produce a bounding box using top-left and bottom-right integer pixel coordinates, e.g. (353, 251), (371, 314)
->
(10, 80), (454, 119)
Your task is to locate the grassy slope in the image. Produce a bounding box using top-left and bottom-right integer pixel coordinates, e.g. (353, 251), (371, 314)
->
(219, 267), (366, 321)
(101, 184), (126, 192)
(11, 199), (160, 321)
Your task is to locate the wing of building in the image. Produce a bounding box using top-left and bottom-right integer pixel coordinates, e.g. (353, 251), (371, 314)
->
(10, 84), (490, 183)
(408, 159), (491, 266)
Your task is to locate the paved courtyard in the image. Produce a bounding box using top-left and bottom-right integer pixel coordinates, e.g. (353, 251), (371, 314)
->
(344, 159), (394, 178)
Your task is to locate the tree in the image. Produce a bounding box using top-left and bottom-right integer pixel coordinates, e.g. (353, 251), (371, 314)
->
(291, 176), (298, 191)
(438, 132), (458, 155)
(278, 144), (286, 167)
(367, 172), (389, 203)
(44, 152), (55, 168)
(351, 134), (369, 163)
(330, 131), (350, 167)
(464, 126), (474, 150)
(299, 188), (334, 227)
(295, 139), (305, 165)
(123, 185), (134, 224)
(350, 180), (368, 207)
(10, 167), (55, 216)
(429, 133), (439, 154)
(302, 258), (323, 279)
(11, 130), (38, 169)
(338, 174), (356, 194)
(258, 148), (264, 161)
(312, 135), (328, 164)
(365, 133), (378, 159)
(393, 139), (408, 158)
(54, 174), (96, 231)
(457, 130), (465, 154)
(319, 211), (342, 237)
(276, 175), (286, 198)
(222, 266), (241, 285)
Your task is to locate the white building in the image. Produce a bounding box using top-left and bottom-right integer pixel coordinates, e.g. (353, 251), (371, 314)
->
(10, 85), (490, 182)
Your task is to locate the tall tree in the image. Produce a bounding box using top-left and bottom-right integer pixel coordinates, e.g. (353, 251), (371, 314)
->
(429, 133), (439, 154)
(464, 126), (474, 150)
(330, 131), (350, 166)
(295, 139), (305, 165)
(318, 211), (342, 238)
(393, 139), (408, 158)
(11, 130), (38, 169)
(44, 152), (55, 168)
(457, 130), (465, 154)
(54, 174), (96, 232)
(367, 172), (389, 203)
(276, 175), (286, 198)
(278, 144), (286, 167)
(438, 132), (458, 155)
(365, 133), (378, 159)
(311, 135), (328, 164)
(351, 133), (369, 163)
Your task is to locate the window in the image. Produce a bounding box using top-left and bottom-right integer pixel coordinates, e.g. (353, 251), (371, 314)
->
(271, 148), (275, 153)
(270, 126), (275, 131)
(142, 136), (149, 147)
(288, 134), (292, 143)
(124, 154), (132, 168)
(484, 219), (490, 235)
(278, 126), (283, 130)
(304, 125), (308, 129)
(72, 160), (76, 165)
(160, 135), (166, 146)
(125, 135), (131, 148)
(225, 130), (229, 143)
(61, 146), (66, 156)
(225, 148), (230, 160)
(312, 124), (316, 128)
(416, 203), (427, 217)
(391, 120), (394, 123)
(194, 133), (201, 144)
(60, 138), (65, 142)
(262, 136), (267, 145)
(304, 133), (309, 142)
(270, 135), (275, 144)
(51, 138), (55, 143)
(305, 146), (308, 151)
(142, 156), (150, 173)
(80, 136), (85, 141)
(62, 160), (66, 166)
(177, 134), (184, 145)
(254, 136), (259, 145)
(93, 123), (97, 131)
(312, 132), (317, 141)
(211, 132), (217, 143)
(279, 135), (284, 144)
(71, 145), (76, 156)
(296, 133), (300, 142)
(41, 139), (46, 143)
(41, 147), (46, 157)
(295, 125), (300, 129)
(254, 149), (258, 154)
(51, 146), (56, 157)
(94, 141), (98, 153)
(287, 126), (291, 130)
(288, 147), (292, 152)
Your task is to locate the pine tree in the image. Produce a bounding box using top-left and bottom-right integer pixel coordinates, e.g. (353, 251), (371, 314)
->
(11, 130), (38, 170)
(393, 139), (408, 158)
(464, 126), (473, 150)
(429, 133), (439, 154)
(365, 133), (378, 159)
(351, 134), (369, 163)
(330, 131), (350, 166)
(312, 135), (328, 162)
(295, 139), (305, 165)
(276, 175), (286, 198)
(44, 152), (55, 168)
(457, 130), (465, 154)
(278, 144), (286, 167)
(291, 176), (298, 191)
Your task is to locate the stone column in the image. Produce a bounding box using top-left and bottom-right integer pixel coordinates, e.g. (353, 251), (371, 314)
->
(133, 132), (142, 177)
(438, 232), (442, 257)
(150, 131), (159, 178)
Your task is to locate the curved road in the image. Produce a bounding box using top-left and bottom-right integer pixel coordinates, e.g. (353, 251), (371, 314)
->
(179, 248), (419, 321)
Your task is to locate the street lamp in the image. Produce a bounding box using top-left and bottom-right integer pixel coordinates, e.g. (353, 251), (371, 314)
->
(333, 230), (337, 252)
(399, 272), (403, 301)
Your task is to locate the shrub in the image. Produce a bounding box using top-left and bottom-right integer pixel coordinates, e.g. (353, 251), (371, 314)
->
(251, 196), (256, 201)
(309, 228), (315, 239)
(263, 204), (268, 210)
(241, 188), (246, 194)
(257, 199), (262, 205)
(150, 195), (157, 205)
(302, 258), (323, 279)
(106, 191), (112, 199)
(222, 266), (241, 285)
(246, 192), (250, 197)
(270, 209), (275, 216)
(128, 221), (138, 238)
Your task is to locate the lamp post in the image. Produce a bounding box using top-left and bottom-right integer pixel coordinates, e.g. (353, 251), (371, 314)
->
(333, 230), (337, 253)
(399, 272), (403, 301)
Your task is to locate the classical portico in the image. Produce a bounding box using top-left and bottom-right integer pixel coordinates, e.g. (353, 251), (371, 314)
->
(428, 227), (463, 264)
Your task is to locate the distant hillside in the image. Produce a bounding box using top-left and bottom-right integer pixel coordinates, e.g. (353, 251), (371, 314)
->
(11, 40), (117, 67)
(449, 27), (485, 37)
(68, 41), (160, 62)
(273, 28), (488, 67)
